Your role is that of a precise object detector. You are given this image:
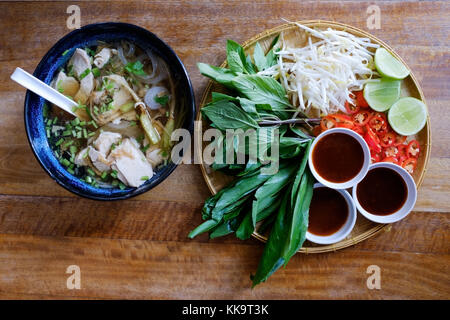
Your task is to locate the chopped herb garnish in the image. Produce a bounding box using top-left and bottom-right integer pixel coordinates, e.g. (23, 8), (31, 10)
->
(136, 134), (145, 143)
(118, 182), (126, 190)
(87, 168), (96, 176)
(140, 176), (149, 181)
(85, 176), (93, 184)
(61, 158), (71, 167)
(161, 150), (168, 157)
(67, 65), (75, 77)
(62, 49), (70, 56)
(63, 140), (74, 148)
(42, 103), (49, 117)
(110, 170), (118, 179)
(46, 128), (51, 138)
(55, 138), (64, 146)
(93, 106), (99, 115)
(85, 47), (96, 57)
(154, 95), (169, 106)
(82, 151), (89, 159)
(111, 180), (119, 187)
(141, 144), (150, 153)
(82, 128), (88, 139)
(71, 118), (80, 126)
(67, 168), (75, 175)
(125, 60), (146, 76)
(129, 120), (137, 127)
(101, 171), (108, 180)
(79, 68), (91, 80)
(92, 67), (100, 77)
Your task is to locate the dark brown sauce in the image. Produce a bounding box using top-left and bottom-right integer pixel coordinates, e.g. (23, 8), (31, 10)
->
(356, 167), (407, 216)
(312, 132), (364, 183)
(308, 187), (349, 236)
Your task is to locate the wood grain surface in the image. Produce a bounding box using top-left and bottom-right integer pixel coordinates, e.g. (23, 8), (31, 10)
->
(0, 0), (449, 299)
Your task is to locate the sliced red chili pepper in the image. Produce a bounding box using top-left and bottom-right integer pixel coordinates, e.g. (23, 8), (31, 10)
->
(382, 156), (399, 165)
(312, 125), (322, 137)
(355, 90), (369, 108)
(352, 110), (371, 127)
(364, 125), (382, 153)
(396, 144), (408, 163)
(393, 134), (407, 146)
(406, 140), (420, 158)
(345, 100), (360, 114)
(383, 146), (400, 158)
(368, 112), (389, 136)
(371, 150), (381, 163)
(402, 157), (417, 174)
(380, 132), (396, 148)
(352, 125), (365, 136)
(320, 116), (337, 131)
(336, 122), (355, 129)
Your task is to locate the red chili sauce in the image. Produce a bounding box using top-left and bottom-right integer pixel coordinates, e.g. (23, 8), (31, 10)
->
(312, 132), (364, 183)
(356, 167), (407, 216)
(308, 187), (349, 236)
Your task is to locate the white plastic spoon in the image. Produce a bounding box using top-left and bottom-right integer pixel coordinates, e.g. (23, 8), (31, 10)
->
(10, 67), (78, 117)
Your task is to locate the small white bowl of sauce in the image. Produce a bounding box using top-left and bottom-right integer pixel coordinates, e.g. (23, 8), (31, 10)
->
(308, 127), (371, 190)
(306, 183), (357, 245)
(352, 162), (417, 223)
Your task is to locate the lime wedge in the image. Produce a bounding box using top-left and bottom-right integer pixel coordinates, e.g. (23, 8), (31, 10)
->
(388, 97), (427, 136)
(364, 79), (401, 112)
(375, 48), (410, 80)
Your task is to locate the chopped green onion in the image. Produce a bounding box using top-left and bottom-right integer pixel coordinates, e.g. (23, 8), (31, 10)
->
(88, 131), (96, 137)
(63, 140), (74, 148)
(55, 138), (64, 146)
(62, 49), (70, 56)
(90, 120), (98, 129)
(61, 158), (71, 167)
(67, 168), (75, 175)
(140, 176), (149, 181)
(46, 128), (51, 138)
(118, 182), (126, 190)
(129, 121), (137, 127)
(154, 95), (169, 106)
(79, 68), (91, 80)
(85, 176), (93, 184)
(92, 67), (100, 77)
(83, 128), (88, 139)
(83, 151), (89, 159)
(101, 171), (108, 180)
(141, 144), (150, 153)
(42, 103), (49, 117)
(70, 145), (77, 155)
(79, 121), (86, 126)
(76, 131), (82, 139)
(111, 180), (119, 187)
(110, 170), (118, 179)
(71, 118), (80, 126)
(57, 81), (64, 93)
(86, 168), (95, 176)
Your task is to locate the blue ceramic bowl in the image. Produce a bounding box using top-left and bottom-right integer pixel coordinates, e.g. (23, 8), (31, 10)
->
(24, 22), (195, 200)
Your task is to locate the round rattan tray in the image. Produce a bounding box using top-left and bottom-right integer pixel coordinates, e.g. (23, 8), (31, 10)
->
(195, 20), (431, 253)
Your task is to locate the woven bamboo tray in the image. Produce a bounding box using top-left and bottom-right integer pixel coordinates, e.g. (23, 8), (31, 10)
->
(195, 20), (431, 254)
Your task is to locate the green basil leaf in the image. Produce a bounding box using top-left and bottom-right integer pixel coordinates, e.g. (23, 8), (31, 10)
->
(201, 100), (259, 130)
(253, 42), (267, 72)
(231, 74), (291, 111)
(197, 63), (236, 88)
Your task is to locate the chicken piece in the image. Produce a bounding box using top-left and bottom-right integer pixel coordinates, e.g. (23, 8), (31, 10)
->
(108, 138), (153, 187)
(146, 146), (164, 167)
(88, 146), (112, 172)
(93, 75), (141, 125)
(93, 131), (122, 156)
(68, 48), (94, 104)
(93, 48), (117, 69)
(74, 147), (89, 167)
(52, 71), (79, 97)
(104, 75), (141, 102)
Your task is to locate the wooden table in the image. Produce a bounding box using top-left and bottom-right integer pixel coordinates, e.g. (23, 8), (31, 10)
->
(0, 0), (448, 299)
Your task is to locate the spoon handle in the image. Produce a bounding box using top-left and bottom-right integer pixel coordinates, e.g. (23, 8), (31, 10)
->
(11, 67), (77, 117)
